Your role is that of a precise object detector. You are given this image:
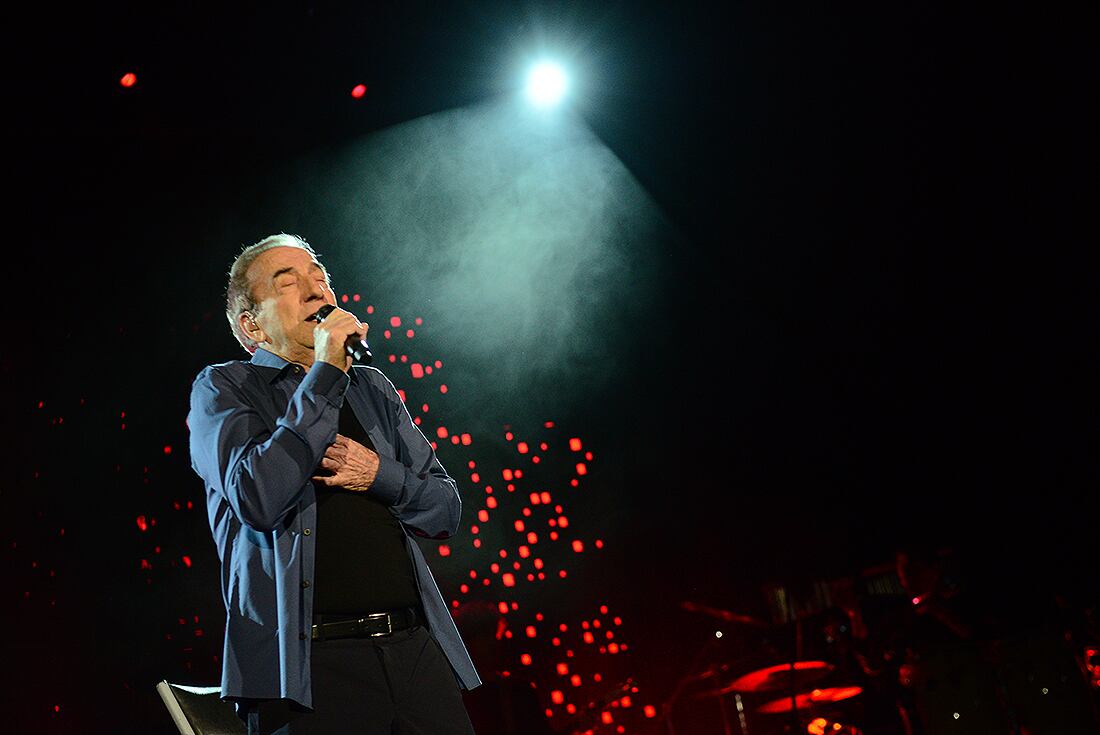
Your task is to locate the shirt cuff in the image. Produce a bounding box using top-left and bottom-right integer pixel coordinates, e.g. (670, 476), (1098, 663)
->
(370, 454), (406, 506)
(302, 361), (350, 406)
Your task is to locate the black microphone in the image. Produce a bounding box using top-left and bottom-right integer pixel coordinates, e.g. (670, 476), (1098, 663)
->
(309, 304), (373, 364)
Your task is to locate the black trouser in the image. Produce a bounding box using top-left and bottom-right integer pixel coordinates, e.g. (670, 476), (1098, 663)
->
(245, 623), (476, 734)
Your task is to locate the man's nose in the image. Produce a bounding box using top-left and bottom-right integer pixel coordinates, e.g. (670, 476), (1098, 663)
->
(304, 276), (327, 300)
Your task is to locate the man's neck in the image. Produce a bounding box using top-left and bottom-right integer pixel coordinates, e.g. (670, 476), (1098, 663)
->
(265, 344), (315, 370)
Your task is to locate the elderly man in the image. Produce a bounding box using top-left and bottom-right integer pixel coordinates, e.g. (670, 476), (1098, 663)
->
(188, 233), (480, 734)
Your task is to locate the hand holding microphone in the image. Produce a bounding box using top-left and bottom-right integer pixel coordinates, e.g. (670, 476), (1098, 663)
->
(309, 304), (373, 370)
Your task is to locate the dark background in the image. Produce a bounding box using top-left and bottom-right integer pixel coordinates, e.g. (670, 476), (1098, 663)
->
(3, 2), (1096, 733)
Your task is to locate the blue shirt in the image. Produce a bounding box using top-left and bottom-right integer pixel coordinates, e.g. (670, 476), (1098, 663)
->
(187, 346), (481, 710)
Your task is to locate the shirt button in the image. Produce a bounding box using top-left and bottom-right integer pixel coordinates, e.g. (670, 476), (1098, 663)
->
(302, 580), (311, 588)
(303, 528), (311, 536)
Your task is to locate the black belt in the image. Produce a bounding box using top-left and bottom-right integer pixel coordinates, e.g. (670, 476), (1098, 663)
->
(311, 607), (421, 641)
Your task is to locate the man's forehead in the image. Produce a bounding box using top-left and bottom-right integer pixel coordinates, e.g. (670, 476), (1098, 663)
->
(250, 246), (324, 276)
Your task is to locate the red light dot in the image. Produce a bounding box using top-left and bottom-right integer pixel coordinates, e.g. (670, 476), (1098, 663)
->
(527, 532), (538, 544)
(406, 329), (415, 338)
(575, 463), (587, 476)
(502, 573), (516, 587)
(551, 690), (564, 704)
(486, 496), (497, 509)
(390, 316), (402, 327)
(478, 510), (489, 522)
(436, 426), (449, 438)
(352, 293), (361, 302)
(526, 625), (537, 638)
(571, 674), (582, 687)
(341, 294), (349, 302)
(514, 520), (525, 532)
(120, 72), (137, 87)
(182, 555), (192, 567)
(351, 84), (367, 98)
(569, 437), (582, 451)
(438, 544), (451, 557)
(644, 705), (657, 718)
(498, 601), (509, 614)
(572, 540), (584, 553)
(411, 363), (424, 379)
(521, 653), (532, 665)
(440, 384), (448, 394)
(517, 442), (529, 454)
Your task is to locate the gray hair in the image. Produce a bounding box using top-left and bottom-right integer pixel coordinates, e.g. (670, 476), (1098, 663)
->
(224, 233), (329, 354)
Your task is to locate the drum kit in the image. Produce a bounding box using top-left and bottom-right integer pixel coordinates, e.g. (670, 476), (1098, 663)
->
(663, 579), (910, 735)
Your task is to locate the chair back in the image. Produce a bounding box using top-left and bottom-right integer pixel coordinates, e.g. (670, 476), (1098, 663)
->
(155, 680), (247, 735)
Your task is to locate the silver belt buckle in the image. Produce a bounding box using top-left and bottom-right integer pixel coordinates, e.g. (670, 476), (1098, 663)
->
(360, 612), (392, 637)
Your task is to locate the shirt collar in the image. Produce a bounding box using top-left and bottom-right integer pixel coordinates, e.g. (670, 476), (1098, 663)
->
(250, 346), (358, 384)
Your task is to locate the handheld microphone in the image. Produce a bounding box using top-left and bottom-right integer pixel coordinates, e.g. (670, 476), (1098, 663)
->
(310, 304), (373, 364)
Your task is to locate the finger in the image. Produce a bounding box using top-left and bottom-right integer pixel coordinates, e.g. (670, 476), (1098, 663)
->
(312, 475), (333, 486)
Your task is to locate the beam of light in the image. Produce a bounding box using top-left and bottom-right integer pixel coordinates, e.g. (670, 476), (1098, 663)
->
(525, 61), (567, 107)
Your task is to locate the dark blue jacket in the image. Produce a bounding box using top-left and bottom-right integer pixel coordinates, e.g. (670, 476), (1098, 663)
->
(187, 346), (481, 710)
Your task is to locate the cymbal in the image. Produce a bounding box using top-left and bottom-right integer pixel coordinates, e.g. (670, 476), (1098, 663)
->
(680, 600), (769, 627)
(756, 686), (863, 714)
(694, 660), (832, 697)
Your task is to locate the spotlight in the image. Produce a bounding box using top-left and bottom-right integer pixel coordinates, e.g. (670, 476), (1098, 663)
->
(525, 61), (567, 107)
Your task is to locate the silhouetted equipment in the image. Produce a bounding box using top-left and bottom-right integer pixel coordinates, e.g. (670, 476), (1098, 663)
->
(660, 548), (1100, 734)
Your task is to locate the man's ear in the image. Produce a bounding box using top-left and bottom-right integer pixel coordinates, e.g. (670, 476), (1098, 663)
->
(240, 311), (267, 344)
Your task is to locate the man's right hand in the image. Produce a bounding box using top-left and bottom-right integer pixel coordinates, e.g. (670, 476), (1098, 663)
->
(313, 307), (368, 373)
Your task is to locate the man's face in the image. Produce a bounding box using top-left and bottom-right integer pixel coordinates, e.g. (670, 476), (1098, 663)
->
(243, 246), (337, 360)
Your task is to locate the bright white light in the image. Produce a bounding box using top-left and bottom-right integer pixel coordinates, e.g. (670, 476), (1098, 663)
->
(526, 62), (568, 107)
